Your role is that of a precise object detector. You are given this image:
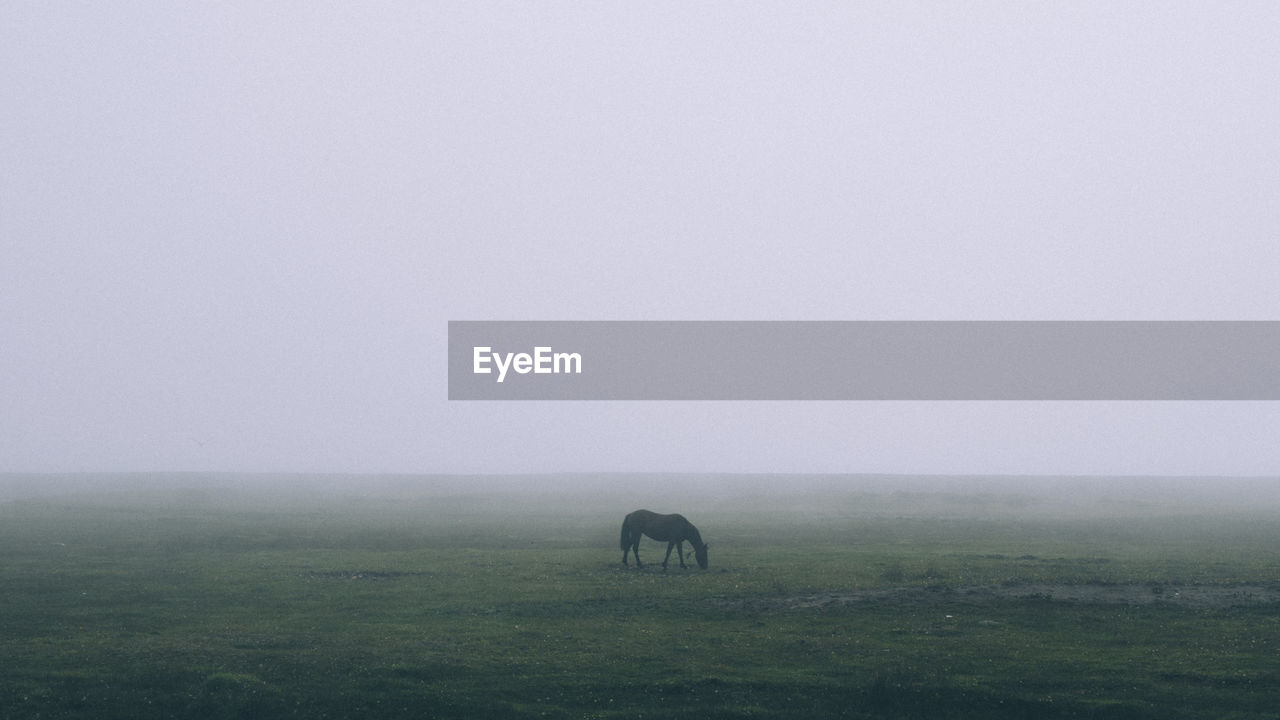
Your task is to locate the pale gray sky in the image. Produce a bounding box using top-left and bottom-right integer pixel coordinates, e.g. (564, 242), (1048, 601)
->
(3, 3), (1279, 475)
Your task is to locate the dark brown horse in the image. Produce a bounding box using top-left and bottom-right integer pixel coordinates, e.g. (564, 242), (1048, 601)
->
(620, 509), (709, 570)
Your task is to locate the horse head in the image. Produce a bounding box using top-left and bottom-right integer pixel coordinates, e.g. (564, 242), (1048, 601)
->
(694, 542), (709, 570)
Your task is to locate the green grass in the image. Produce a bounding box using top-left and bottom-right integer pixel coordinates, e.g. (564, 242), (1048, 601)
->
(1, 482), (1278, 718)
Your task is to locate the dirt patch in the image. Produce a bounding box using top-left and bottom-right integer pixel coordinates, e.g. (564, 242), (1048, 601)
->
(709, 583), (1280, 612)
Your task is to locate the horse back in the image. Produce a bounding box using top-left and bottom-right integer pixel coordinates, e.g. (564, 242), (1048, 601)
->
(625, 509), (655, 525)
(627, 509), (695, 543)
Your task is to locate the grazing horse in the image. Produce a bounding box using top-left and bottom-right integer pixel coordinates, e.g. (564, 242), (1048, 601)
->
(620, 509), (709, 570)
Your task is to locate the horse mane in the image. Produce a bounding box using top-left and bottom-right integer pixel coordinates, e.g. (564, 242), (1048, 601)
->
(683, 520), (704, 547)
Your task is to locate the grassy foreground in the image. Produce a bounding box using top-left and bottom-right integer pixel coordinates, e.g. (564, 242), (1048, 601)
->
(1, 475), (1278, 719)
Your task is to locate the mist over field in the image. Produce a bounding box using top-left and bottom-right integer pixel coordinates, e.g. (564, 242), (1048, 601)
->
(5, 472), (1279, 516)
(5, 1), (1278, 714)
(4, 471), (1279, 718)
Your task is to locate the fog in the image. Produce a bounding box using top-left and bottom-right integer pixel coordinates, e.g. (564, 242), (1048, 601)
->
(4, 4), (1279, 478)
(5, 473), (1280, 521)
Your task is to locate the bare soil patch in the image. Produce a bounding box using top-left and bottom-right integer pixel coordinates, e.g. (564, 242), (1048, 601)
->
(710, 583), (1280, 612)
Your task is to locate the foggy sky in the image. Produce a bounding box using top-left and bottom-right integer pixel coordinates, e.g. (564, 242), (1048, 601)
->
(3, 3), (1279, 476)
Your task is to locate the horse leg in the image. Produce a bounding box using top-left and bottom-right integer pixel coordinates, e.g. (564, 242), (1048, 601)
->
(632, 539), (643, 568)
(676, 540), (687, 569)
(663, 541), (675, 570)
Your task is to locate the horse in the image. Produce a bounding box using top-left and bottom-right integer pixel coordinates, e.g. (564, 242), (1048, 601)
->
(620, 509), (709, 570)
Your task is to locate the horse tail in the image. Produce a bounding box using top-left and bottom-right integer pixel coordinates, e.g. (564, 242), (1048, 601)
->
(620, 515), (631, 551)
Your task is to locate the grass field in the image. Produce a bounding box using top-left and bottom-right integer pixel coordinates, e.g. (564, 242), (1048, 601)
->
(2, 474), (1278, 719)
